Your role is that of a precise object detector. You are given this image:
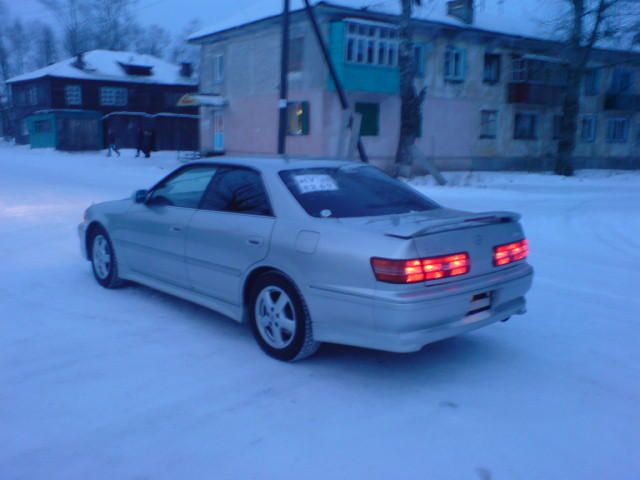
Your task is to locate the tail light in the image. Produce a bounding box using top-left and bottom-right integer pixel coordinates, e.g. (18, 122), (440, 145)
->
(494, 239), (529, 266)
(371, 253), (470, 284)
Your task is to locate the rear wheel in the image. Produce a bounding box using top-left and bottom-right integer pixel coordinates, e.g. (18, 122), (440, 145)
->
(249, 273), (320, 361)
(89, 227), (124, 289)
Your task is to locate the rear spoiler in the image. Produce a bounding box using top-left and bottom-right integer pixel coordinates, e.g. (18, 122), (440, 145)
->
(386, 211), (521, 239)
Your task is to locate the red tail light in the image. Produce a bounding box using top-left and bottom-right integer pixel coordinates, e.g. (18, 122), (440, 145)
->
(371, 253), (470, 284)
(494, 239), (529, 266)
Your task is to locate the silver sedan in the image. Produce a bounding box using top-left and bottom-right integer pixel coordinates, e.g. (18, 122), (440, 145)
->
(79, 158), (533, 361)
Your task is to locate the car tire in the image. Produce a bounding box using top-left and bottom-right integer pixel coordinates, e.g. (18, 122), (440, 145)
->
(249, 272), (320, 362)
(89, 227), (124, 289)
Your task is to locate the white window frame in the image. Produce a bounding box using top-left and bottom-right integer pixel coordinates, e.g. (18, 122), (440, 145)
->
(65, 85), (82, 106)
(345, 20), (399, 67)
(514, 112), (538, 140)
(213, 54), (224, 84)
(100, 87), (128, 107)
(580, 115), (597, 143)
(479, 110), (498, 139)
(27, 86), (39, 106)
(483, 53), (501, 84)
(606, 117), (629, 143)
(444, 46), (465, 82)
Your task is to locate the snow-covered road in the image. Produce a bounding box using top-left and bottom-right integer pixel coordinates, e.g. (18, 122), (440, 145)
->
(1, 146), (639, 480)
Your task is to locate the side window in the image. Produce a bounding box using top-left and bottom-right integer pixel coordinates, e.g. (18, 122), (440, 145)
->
(201, 168), (272, 216)
(149, 166), (217, 208)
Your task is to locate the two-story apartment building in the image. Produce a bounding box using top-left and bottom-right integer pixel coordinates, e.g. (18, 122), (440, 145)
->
(189, 1), (640, 170)
(7, 50), (198, 151)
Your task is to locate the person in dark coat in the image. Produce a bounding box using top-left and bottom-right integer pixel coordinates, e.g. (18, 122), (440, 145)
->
(141, 128), (154, 158)
(107, 128), (120, 157)
(135, 125), (143, 157)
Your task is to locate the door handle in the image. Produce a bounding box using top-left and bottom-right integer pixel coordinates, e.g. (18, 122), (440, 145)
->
(170, 226), (183, 232)
(247, 237), (264, 247)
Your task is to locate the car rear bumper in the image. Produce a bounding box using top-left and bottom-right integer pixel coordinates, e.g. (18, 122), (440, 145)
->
(310, 263), (533, 353)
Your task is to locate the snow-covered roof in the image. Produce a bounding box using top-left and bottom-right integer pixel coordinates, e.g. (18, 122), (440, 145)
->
(7, 50), (198, 86)
(188, 0), (569, 43)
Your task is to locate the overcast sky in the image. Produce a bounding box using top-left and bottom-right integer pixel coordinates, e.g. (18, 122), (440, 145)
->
(5, 0), (572, 43)
(5, 0), (249, 35)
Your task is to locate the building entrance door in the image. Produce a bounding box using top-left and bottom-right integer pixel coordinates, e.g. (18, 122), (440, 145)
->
(213, 111), (224, 153)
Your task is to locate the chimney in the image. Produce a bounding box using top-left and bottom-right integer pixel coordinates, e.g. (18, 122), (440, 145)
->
(447, 0), (474, 25)
(180, 62), (193, 78)
(73, 52), (86, 70)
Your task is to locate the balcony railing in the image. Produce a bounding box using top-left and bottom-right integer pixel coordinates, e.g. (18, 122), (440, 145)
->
(604, 93), (640, 112)
(507, 83), (566, 107)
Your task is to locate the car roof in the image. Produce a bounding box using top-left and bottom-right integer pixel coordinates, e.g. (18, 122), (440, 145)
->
(186, 156), (364, 173)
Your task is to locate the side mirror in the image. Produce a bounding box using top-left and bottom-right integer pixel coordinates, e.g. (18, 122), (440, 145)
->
(133, 189), (148, 204)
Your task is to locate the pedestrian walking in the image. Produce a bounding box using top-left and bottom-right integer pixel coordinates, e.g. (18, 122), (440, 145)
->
(135, 125), (143, 157)
(107, 128), (120, 157)
(142, 128), (154, 158)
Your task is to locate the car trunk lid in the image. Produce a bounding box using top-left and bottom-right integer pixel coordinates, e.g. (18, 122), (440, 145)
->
(344, 209), (526, 281)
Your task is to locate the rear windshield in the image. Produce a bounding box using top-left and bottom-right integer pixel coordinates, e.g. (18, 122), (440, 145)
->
(279, 166), (439, 218)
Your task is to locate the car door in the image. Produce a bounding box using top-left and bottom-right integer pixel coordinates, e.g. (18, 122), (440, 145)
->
(185, 166), (275, 305)
(118, 165), (218, 288)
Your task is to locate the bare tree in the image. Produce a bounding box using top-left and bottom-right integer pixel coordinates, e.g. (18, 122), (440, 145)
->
(170, 19), (203, 68)
(39, 0), (93, 55)
(0, 1), (11, 85)
(89, 0), (139, 51)
(6, 20), (30, 76)
(32, 22), (58, 68)
(555, 0), (640, 176)
(133, 24), (172, 58)
(395, 0), (425, 176)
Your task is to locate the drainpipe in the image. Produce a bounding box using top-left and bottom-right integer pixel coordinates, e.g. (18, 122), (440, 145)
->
(277, 0), (290, 155)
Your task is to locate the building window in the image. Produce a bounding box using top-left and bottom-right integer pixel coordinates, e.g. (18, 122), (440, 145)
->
(609, 69), (634, 94)
(100, 87), (128, 106)
(483, 53), (501, 84)
(580, 115), (597, 142)
(606, 117), (629, 143)
(27, 86), (39, 106)
(287, 101), (310, 136)
(552, 115), (562, 140)
(480, 110), (498, 139)
(34, 120), (52, 133)
(511, 56), (568, 85)
(345, 21), (399, 67)
(583, 69), (600, 96)
(355, 102), (380, 136)
(414, 44), (426, 77)
(288, 37), (304, 73)
(444, 46), (465, 82)
(213, 54), (224, 83)
(514, 112), (538, 140)
(65, 85), (82, 106)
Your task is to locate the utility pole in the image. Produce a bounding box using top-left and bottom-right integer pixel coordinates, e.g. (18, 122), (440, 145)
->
(303, 0), (368, 163)
(277, 0), (290, 155)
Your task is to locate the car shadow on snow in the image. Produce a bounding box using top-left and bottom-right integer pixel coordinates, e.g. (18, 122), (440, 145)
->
(112, 281), (521, 386)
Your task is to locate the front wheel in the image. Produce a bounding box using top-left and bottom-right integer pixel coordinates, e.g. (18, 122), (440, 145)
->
(249, 273), (320, 361)
(90, 228), (124, 289)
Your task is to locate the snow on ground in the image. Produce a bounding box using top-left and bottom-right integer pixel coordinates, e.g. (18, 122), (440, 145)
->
(1, 145), (639, 480)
